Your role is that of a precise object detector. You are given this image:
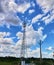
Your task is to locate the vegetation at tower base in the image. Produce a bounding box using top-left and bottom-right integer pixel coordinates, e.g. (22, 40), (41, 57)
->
(0, 57), (54, 65)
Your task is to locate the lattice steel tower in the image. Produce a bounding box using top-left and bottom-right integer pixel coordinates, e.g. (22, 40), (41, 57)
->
(20, 22), (26, 65)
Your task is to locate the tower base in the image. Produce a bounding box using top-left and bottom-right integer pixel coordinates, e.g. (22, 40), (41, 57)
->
(21, 61), (25, 65)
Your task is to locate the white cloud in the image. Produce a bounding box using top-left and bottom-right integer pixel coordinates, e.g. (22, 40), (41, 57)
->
(0, 34), (18, 57)
(36, 0), (54, 25)
(0, 42), (22, 57)
(14, 25), (47, 58)
(32, 14), (43, 23)
(0, 32), (11, 38)
(27, 48), (53, 58)
(29, 9), (35, 14)
(42, 51), (53, 58)
(42, 14), (50, 21)
(0, 37), (53, 58)
(46, 47), (53, 51)
(14, 0), (31, 13)
(17, 3), (30, 13)
(0, 44), (15, 57)
(6, 32), (11, 36)
(36, 0), (54, 13)
(30, 48), (40, 58)
(26, 48), (53, 58)
(42, 13), (54, 25)
(0, 37), (14, 45)
(0, 14), (21, 27)
(0, 0), (16, 13)
(1, 0), (30, 13)
(16, 32), (23, 39)
(0, 32), (14, 45)
(0, 0), (30, 13)
(0, 0), (53, 58)
(5, 13), (21, 26)
(0, 0), (31, 27)
(0, 13), (5, 20)
(16, 25), (47, 48)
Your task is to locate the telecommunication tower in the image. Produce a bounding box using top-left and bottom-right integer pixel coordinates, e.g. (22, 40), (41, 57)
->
(20, 22), (26, 65)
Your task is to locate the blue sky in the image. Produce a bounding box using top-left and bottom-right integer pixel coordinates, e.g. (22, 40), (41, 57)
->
(0, 0), (54, 58)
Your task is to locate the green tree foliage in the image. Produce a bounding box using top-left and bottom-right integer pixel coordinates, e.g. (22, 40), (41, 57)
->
(0, 57), (54, 65)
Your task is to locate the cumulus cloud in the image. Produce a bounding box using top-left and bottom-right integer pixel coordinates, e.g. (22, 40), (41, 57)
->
(36, 0), (54, 13)
(0, 44), (15, 57)
(0, 0), (21, 27)
(30, 48), (40, 58)
(0, 32), (18, 57)
(46, 47), (53, 51)
(0, 0), (31, 27)
(14, 0), (31, 13)
(0, 31), (23, 57)
(26, 47), (53, 58)
(36, 0), (54, 25)
(0, 32), (14, 44)
(42, 52), (53, 58)
(42, 12), (54, 25)
(32, 0), (54, 25)
(8, 25), (47, 57)
(0, 41), (22, 57)
(17, 3), (30, 13)
(5, 14), (21, 26)
(27, 48), (53, 58)
(0, 32), (11, 38)
(32, 14), (43, 23)
(1, 0), (16, 13)
(0, 0), (30, 13)
(16, 25), (47, 48)
(0, 13), (21, 27)
(0, 0), (53, 58)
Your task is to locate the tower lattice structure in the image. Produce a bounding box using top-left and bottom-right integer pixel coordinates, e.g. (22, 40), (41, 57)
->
(20, 22), (26, 60)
